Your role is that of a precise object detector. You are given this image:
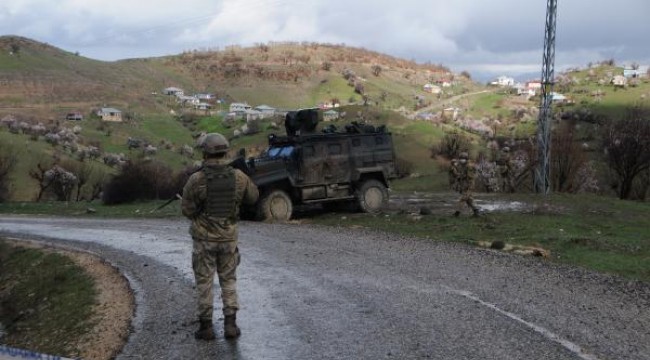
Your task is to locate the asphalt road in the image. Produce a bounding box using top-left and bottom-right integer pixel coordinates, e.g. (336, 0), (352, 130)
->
(0, 216), (648, 360)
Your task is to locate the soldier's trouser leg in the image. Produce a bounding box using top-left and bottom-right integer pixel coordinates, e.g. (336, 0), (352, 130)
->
(193, 240), (241, 320)
(461, 192), (478, 212)
(192, 240), (217, 321)
(215, 242), (240, 316)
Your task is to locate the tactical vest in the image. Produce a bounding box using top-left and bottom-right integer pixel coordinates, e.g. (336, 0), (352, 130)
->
(203, 165), (237, 219)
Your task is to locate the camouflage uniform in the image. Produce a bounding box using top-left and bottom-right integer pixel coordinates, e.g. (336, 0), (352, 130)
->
(450, 154), (479, 216)
(182, 158), (259, 321)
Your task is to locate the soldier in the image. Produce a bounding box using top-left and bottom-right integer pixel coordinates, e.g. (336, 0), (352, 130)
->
(182, 133), (259, 340)
(450, 151), (480, 217)
(498, 146), (515, 193)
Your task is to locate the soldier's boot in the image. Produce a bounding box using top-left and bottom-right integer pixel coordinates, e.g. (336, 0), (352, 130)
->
(224, 314), (241, 339)
(453, 210), (461, 217)
(195, 319), (216, 341)
(472, 208), (481, 217)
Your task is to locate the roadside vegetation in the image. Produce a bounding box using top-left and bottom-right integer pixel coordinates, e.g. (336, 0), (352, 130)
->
(0, 240), (97, 357)
(307, 193), (650, 282)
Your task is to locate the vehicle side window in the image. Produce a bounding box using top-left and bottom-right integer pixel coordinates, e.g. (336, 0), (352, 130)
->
(328, 143), (342, 155)
(304, 145), (315, 157)
(352, 138), (361, 147)
(375, 136), (384, 145)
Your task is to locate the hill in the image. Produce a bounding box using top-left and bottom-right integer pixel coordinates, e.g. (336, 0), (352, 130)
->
(1, 36), (648, 202)
(0, 36), (483, 201)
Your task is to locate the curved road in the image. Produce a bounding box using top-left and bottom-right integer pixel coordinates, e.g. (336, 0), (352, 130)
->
(0, 217), (648, 360)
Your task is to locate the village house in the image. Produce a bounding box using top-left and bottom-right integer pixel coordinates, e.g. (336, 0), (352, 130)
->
(550, 92), (568, 103)
(491, 76), (515, 87)
(526, 80), (542, 90)
(254, 105), (276, 118)
(423, 83), (442, 94)
(244, 109), (263, 122)
(611, 75), (627, 87)
(195, 93), (215, 101)
(230, 102), (252, 114)
(514, 83), (536, 97)
(162, 87), (184, 96)
(65, 111), (83, 121)
(178, 95), (200, 106)
(442, 107), (460, 121)
(319, 101), (340, 109)
(98, 107), (122, 122)
(433, 78), (453, 87)
(195, 102), (212, 111)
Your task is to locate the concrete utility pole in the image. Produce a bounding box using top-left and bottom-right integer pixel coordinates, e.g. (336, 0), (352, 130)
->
(534, 0), (558, 194)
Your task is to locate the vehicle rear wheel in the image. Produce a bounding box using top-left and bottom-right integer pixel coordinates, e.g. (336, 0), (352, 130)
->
(257, 189), (293, 222)
(356, 179), (388, 213)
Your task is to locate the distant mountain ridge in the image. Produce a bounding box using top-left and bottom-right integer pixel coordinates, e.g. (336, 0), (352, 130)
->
(0, 36), (472, 117)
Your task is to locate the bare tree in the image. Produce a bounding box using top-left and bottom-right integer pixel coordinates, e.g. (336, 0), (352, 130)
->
(0, 145), (17, 202)
(601, 107), (650, 199)
(432, 132), (471, 160)
(551, 122), (586, 192)
(29, 163), (52, 201)
(371, 64), (382, 77)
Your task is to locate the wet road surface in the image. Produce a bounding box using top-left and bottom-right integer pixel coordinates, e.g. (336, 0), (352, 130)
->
(1, 217), (649, 360)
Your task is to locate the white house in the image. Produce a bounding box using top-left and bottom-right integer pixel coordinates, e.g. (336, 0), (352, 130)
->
(244, 109), (263, 122)
(97, 107), (122, 122)
(162, 87), (184, 96)
(491, 76), (515, 87)
(195, 102), (212, 111)
(195, 93), (215, 100)
(254, 105), (276, 118)
(178, 95), (200, 106)
(230, 102), (252, 113)
(551, 92), (567, 103)
(611, 75), (627, 87)
(423, 83), (442, 94)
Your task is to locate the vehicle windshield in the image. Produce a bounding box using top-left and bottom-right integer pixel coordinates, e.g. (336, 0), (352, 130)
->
(266, 146), (294, 158)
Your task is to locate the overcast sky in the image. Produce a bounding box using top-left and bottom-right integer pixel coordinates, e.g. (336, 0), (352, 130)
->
(1, 0), (649, 81)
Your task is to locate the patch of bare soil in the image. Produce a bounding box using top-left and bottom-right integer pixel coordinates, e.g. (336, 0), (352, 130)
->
(6, 240), (133, 360)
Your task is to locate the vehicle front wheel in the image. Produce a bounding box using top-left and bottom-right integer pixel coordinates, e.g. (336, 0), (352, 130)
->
(356, 179), (388, 213)
(257, 189), (293, 222)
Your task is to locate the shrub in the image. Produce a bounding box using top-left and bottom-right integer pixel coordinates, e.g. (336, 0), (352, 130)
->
(394, 157), (414, 179)
(102, 160), (176, 205)
(431, 132), (471, 160)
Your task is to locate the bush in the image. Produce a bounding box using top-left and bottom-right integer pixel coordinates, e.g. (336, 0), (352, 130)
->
(394, 157), (414, 179)
(102, 160), (176, 205)
(431, 132), (471, 160)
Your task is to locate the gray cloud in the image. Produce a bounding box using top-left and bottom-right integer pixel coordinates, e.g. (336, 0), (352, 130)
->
(1, 0), (648, 79)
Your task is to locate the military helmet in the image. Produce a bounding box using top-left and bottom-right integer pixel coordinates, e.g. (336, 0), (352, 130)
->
(459, 152), (469, 160)
(502, 146), (511, 152)
(199, 132), (229, 155)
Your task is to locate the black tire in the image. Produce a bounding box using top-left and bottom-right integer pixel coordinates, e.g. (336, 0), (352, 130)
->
(257, 189), (293, 222)
(356, 179), (388, 213)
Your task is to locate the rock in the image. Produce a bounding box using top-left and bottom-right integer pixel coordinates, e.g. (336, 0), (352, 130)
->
(86, 207), (97, 214)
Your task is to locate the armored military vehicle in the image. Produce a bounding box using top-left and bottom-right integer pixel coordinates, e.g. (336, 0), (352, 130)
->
(232, 108), (397, 221)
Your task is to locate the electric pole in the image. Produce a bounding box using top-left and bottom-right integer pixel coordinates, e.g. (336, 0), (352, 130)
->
(534, 0), (558, 194)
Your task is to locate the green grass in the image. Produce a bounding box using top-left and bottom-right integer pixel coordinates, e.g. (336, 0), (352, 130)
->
(0, 199), (182, 218)
(0, 240), (97, 357)
(307, 193), (650, 282)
